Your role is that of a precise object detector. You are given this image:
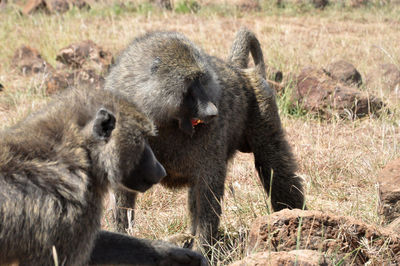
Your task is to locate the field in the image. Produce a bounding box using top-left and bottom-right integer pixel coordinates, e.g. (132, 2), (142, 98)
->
(1, 0), (400, 264)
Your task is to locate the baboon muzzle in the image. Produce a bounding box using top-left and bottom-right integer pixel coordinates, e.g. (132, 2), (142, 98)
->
(197, 101), (218, 123)
(122, 144), (167, 192)
(178, 101), (218, 137)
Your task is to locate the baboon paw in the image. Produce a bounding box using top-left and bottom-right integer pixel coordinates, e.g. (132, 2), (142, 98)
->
(159, 247), (209, 266)
(165, 233), (195, 248)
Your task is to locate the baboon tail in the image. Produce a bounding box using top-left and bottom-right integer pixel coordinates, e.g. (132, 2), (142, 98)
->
(228, 27), (266, 79)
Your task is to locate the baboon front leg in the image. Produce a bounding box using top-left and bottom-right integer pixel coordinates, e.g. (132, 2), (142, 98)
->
(89, 230), (208, 265)
(112, 189), (138, 234)
(188, 186), (199, 237)
(190, 167), (226, 254)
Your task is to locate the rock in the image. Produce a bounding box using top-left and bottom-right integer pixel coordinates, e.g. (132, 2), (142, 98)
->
(230, 250), (329, 266)
(0, 0), (7, 9)
(68, 0), (89, 10)
(293, 67), (383, 119)
(12, 45), (54, 76)
(378, 158), (400, 224)
(0, 83), (3, 91)
(350, 0), (369, 7)
(45, 68), (104, 95)
(151, 0), (172, 10)
(324, 60), (362, 87)
(22, 0), (46, 15)
(387, 217), (400, 233)
(312, 0), (329, 9)
(231, 0), (261, 11)
(248, 209), (400, 264)
(45, 71), (69, 94)
(45, 0), (70, 13)
(56, 40), (113, 74)
(22, 0), (89, 15)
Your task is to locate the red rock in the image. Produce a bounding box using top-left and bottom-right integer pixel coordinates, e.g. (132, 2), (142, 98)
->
(293, 67), (383, 119)
(378, 158), (400, 224)
(45, 68), (105, 95)
(230, 250), (330, 266)
(324, 60), (362, 87)
(12, 45), (54, 76)
(22, 0), (46, 15)
(56, 40), (113, 74)
(248, 209), (400, 264)
(22, 0), (89, 15)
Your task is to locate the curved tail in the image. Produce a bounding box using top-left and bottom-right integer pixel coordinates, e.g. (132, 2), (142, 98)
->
(228, 27), (266, 79)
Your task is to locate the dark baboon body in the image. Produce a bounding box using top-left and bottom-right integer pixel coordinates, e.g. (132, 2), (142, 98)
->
(106, 30), (305, 250)
(0, 87), (206, 265)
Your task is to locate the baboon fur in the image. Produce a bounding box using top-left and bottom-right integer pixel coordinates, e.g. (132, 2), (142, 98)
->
(228, 27), (267, 79)
(0, 87), (206, 265)
(106, 29), (305, 250)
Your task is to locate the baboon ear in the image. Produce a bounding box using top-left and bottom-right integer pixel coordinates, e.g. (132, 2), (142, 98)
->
(93, 108), (116, 140)
(150, 57), (161, 74)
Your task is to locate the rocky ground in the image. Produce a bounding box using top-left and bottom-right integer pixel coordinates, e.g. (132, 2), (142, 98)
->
(1, 0), (400, 264)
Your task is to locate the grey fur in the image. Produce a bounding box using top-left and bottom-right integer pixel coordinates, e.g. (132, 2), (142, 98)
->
(0, 87), (206, 266)
(106, 30), (305, 252)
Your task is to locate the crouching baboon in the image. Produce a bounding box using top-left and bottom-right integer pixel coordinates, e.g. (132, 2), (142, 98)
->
(107, 29), (305, 252)
(0, 87), (207, 265)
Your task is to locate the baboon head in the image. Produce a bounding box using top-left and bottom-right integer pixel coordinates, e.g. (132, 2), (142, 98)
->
(87, 102), (166, 193)
(105, 31), (221, 136)
(175, 72), (219, 136)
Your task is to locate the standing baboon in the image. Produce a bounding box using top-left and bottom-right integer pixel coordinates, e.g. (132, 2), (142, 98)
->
(106, 29), (305, 252)
(0, 87), (206, 266)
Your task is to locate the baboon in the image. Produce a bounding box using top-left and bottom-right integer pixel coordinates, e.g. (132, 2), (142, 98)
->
(106, 29), (305, 252)
(0, 87), (207, 265)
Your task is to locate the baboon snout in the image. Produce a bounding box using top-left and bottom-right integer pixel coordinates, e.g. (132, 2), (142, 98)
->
(198, 102), (218, 122)
(151, 159), (167, 183)
(142, 144), (167, 184)
(122, 144), (167, 193)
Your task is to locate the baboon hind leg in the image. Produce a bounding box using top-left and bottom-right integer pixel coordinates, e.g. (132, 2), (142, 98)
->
(111, 190), (138, 234)
(247, 85), (305, 211)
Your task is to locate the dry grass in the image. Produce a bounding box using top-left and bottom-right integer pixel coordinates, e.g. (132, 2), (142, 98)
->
(1, 0), (400, 264)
